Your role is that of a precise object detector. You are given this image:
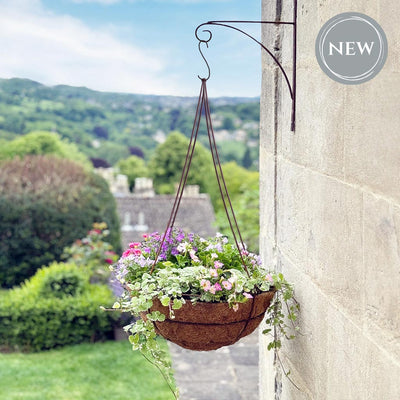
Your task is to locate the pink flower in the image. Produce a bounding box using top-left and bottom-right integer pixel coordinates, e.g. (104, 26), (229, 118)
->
(189, 249), (200, 262)
(105, 258), (113, 264)
(122, 249), (131, 258)
(142, 234), (149, 239)
(265, 274), (274, 283)
(209, 285), (216, 294)
(214, 283), (222, 292)
(243, 292), (253, 299)
(222, 280), (232, 290)
(200, 279), (211, 292)
(129, 242), (141, 248)
(132, 248), (142, 256)
(209, 269), (218, 278)
(214, 261), (224, 269)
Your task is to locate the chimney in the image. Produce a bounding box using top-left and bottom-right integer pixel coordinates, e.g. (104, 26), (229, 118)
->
(134, 177), (155, 197)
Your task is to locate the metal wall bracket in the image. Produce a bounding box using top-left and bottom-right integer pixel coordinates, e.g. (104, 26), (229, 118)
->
(195, 0), (297, 131)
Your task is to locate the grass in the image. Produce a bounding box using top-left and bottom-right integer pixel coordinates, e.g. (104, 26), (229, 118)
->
(0, 340), (176, 400)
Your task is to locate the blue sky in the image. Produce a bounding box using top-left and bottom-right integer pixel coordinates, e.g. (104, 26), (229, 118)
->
(0, 0), (262, 97)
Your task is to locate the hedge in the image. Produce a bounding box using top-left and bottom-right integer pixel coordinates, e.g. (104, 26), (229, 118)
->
(0, 262), (115, 351)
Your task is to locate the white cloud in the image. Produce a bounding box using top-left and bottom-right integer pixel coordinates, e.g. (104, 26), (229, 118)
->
(0, 0), (182, 95)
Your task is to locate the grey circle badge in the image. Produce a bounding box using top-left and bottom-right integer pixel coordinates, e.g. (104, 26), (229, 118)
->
(315, 12), (387, 84)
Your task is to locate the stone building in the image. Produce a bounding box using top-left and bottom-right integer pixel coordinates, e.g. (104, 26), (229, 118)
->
(259, 1), (400, 399)
(114, 178), (216, 249)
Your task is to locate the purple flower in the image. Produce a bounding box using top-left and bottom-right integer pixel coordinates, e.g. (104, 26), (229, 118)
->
(176, 233), (185, 242)
(171, 247), (179, 256)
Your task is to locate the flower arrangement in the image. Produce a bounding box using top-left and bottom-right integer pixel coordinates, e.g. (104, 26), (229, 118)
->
(109, 228), (299, 398)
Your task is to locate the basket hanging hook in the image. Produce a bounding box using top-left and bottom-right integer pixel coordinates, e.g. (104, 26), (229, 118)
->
(196, 27), (212, 81)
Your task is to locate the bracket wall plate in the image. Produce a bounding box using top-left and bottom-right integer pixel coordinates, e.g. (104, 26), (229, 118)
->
(195, 0), (297, 131)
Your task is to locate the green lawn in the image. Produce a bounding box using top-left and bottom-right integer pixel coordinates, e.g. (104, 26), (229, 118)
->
(0, 340), (176, 400)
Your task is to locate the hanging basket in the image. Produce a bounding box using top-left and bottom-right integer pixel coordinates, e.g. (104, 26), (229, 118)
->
(147, 290), (275, 351)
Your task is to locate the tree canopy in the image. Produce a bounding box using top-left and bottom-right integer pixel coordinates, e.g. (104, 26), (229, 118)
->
(0, 131), (90, 168)
(117, 155), (148, 191)
(149, 131), (214, 194)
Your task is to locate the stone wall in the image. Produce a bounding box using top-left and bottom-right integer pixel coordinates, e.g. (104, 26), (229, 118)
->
(259, 1), (400, 399)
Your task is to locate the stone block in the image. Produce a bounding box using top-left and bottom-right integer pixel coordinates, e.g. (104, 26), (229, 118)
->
(325, 305), (400, 400)
(379, 3), (399, 73)
(303, 170), (364, 322)
(259, 333), (275, 400)
(363, 193), (400, 351)
(275, 161), (364, 320)
(260, 150), (276, 242)
(363, 338), (400, 400)
(260, 62), (277, 155)
(275, 160), (308, 268)
(326, 304), (366, 400)
(343, 73), (400, 203)
(279, 68), (346, 179)
(279, 255), (329, 399)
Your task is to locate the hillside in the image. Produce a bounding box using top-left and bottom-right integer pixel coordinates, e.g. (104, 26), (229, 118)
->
(0, 78), (260, 168)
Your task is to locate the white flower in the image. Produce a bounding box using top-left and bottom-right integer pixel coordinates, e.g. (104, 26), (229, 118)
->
(177, 242), (189, 253)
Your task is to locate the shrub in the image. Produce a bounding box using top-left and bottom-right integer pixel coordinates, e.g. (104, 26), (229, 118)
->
(33, 262), (87, 299)
(0, 262), (115, 351)
(0, 155), (121, 288)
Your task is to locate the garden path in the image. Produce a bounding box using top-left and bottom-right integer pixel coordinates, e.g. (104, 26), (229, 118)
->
(169, 329), (259, 400)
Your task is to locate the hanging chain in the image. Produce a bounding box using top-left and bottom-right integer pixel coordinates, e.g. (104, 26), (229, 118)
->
(151, 79), (250, 277)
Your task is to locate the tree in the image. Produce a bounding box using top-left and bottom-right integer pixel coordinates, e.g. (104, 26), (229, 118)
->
(87, 141), (130, 166)
(222, 116), (235, 130)
(129, 146), (145, 159)
(242, 146), (253, 169)
(149, 131), (214, 194)
(213, 162), (260, 252)
(90, 158), (111, 168)
(0, 155), (121, 288)
(116, 155), (148, 191)
(93, 126), (109, 139)
(0, 131), (90, 168)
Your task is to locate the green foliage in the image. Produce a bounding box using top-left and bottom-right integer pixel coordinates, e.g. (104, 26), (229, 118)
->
(211, 162), (260, 251)
(217, 140), (246, 165)
(86, 141), (130, 166)
(0, 155), (121, 288)
(0, 78), (260, 169)
(149, 131), (214, 194)
(0, 131), (90, 168)
(32, 262), (87, 299)
(0, 341), (175, 400)
(216, 187), (260, 252)
(222, 115), (235, 130)
(0, 263), (115, 351)
(116, 155), (148, 191)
